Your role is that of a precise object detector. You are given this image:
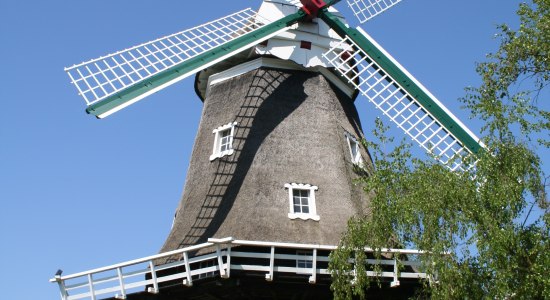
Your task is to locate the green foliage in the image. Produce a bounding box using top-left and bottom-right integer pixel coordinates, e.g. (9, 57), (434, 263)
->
(330, 1), (549, 299)
(463, 0), (550, 147)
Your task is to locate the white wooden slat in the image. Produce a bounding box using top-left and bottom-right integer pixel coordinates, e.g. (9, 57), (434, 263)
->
(346, 0), (403, 24)
(322, 35), (476, 171)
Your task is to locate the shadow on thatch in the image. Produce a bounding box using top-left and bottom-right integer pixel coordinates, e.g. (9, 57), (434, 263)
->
(175, 68), (308, 250)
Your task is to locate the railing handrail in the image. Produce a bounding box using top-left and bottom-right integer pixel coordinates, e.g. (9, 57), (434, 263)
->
(50, 241), (215, 282)
(231, 239), (434, 254)
(51, 237), (438, 300)
(51, 237), (436, 283)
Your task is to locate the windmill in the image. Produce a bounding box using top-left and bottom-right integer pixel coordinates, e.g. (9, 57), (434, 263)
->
(52, 0), (484, 299)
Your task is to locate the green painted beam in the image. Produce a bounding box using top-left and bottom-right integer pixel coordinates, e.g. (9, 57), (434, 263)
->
(86, 10), (306, 118)
(319, 9), (483, 155)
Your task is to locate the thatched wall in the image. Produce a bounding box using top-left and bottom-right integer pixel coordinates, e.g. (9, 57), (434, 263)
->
(160, 66), (372, 253)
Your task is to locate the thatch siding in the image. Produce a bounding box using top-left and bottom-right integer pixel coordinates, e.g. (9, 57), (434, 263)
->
(160, 67), (372, 254)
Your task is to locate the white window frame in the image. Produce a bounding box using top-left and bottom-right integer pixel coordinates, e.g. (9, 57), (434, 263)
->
(345, 132), (363, 166)
(210, 122), (237, 161)
(284, 183), (320, 221)
(295, 250), (313, 274)
(198, 259), (216, 279)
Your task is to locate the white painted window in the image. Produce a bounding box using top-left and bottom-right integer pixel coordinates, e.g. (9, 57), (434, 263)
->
(345, 132), (363, 166)
(296, 250), (313, 268)
(210, 122), (237, 161)
(284, 183), (320, 221)
(296, 250), (313, 274)
(198, 259), (216, 279)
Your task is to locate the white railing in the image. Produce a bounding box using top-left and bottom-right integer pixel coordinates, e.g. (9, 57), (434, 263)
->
(50, 237), (429, 300)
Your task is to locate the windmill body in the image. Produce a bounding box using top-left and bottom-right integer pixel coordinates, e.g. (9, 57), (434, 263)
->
(255, 0), (344, 68)
(162, 0), (369, 254)
(194, 0), (351, 98)
(53, 1), (485, 299)
(161, 61), (370, 251)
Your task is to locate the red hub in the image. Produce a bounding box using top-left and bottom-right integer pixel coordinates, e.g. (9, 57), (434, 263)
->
(300, 0), (326, 20)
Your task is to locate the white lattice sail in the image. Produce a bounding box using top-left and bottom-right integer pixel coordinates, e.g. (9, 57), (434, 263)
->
(323, 28), (480, 171)
(65, 8), (270, 108)
(346, 0), (402, 23)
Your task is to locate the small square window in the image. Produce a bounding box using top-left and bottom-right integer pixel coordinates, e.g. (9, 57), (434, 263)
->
(210, 122), (237, 161)
(293, 189), (310, 214)
(219, 129), (231, 152)
(300, 40), (312, 50)
(197, 259), (216, 279)
(284, 183), (320, 221)
(296, 250), (313, 273)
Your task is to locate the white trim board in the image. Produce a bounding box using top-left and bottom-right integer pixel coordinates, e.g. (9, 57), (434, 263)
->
(206, 57), (356, 99)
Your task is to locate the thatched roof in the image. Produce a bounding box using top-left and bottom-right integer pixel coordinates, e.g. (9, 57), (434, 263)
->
(160, 66), (372, 254)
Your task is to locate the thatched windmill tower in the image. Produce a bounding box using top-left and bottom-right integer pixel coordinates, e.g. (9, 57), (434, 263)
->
(52, 0), (482, 299)
(160, 1), (369, 254)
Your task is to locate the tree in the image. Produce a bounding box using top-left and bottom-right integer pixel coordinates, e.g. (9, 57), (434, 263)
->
(329, 0), (549, 299)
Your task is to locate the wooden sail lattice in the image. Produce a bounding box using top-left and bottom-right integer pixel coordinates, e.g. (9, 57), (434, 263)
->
(65, 9), (270, 107)
(323, 30), (478, 171)
(346, 0), (403, 23)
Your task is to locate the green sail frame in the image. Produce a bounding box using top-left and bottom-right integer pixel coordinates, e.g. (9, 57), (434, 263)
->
(319, 9), (483, 155)
(86, 10), (306, 118)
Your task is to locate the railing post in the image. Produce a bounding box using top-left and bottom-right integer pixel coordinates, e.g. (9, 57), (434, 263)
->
(88, 273), (97, 300)
(207, 237), (234, 279)
(182, 251), (193, 287)
(216, 245), (228, 278)
(308, 248), (317, 284)
(226, 245), (232, 278)
(54, 275), (69, 300)
(147, 261), (159, 294)
(114, 267), (127, 299)
(390, 257), (400, 287)
(351, 255), (358, 286)
(265, 246), (275, 281)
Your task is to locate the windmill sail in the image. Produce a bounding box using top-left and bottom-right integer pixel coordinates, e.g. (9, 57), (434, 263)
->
(65, 8), (305, 118)
(346, 0), (403, 23)
(320, 12), (483, 171)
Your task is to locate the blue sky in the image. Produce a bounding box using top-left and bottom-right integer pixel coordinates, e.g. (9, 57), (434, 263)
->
(1, 1), (546, 299)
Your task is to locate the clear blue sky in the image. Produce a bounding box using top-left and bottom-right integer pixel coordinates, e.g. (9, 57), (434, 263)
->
(1, 1), (545, 299)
